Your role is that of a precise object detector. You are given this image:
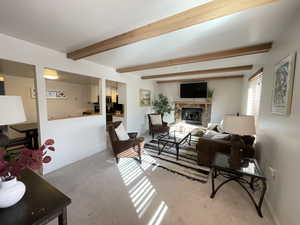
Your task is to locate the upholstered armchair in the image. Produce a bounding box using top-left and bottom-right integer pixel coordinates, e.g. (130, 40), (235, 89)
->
(148, 113), (170, 139)
(108, 121), (144, 164)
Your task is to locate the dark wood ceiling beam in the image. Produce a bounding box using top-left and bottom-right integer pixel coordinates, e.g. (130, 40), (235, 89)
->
(141, 65), (252, 80)
(156, 75), (244, 84)
(67, 0), (279, 60)
(118, 43), (272, 73)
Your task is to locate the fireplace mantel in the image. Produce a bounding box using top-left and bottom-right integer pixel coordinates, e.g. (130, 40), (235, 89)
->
(174, 101), (211, 105)
(174, 101), (211, 111)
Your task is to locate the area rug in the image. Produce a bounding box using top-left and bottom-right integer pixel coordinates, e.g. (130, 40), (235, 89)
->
(143, 140), (210, 183)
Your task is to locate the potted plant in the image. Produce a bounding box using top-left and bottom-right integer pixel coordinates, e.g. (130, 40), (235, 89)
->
(0, 139), (55, 208)
(207, 89), (214, 102)
(152, 94), (173, 117)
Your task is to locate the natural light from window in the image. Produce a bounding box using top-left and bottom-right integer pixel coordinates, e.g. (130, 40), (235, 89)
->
(118, 156), (168, 225)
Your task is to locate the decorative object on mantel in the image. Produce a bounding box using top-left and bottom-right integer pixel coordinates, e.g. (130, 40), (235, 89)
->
(31, 88), (67, 99)
(139, 89), (151, 106)
(152, 94), (173, 116)
(0, 139), (56, 208)
(207, 88), (214, 102)
(272, 53), (296, 116)
(223, 115), (256, 168)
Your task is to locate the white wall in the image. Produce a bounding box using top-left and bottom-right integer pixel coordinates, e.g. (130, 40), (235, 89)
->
(4, 75), (37, 122)
(46, 79), (94, 120)
(240, 14), (300, 225)
(157, 78), (243, 123)
(0, 33), (155, 174)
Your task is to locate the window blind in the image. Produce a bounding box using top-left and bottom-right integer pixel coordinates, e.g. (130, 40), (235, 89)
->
(247, 73), (263, 118)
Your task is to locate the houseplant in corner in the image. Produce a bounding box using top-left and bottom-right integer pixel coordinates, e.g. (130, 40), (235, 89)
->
(0, 139), (55, 208)
(152, 94), (173, 117)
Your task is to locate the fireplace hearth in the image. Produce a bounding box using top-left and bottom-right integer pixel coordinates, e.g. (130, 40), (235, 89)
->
(182, 108), (202, 125)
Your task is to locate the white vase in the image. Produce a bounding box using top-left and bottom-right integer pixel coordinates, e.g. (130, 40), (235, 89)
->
(0, 177), (26, 208)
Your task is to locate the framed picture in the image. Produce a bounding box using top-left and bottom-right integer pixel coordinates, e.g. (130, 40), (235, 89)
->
(272, 53), (297, 115)
(30, 88), (67, 99)
(139, 89), (151, 107)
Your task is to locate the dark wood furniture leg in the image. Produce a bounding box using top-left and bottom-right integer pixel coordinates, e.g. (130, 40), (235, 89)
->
(32, 130), (39, 149)
(25, 131), (33, 149)
(58, 207), (68, 225)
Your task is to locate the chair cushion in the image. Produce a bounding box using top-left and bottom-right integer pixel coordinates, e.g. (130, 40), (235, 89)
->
(150, 115), (162, 125)
(115, 123), (130, 141)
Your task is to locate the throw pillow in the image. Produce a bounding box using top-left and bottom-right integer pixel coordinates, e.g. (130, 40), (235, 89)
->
(217, 125), (225, 133)
(207, 123), (218, 130)
(115, 123), (130, 141)
(191, 128), (205, 137)
(211, 133), (230, 140)
(203, 130), (219, 138)
(150, 115), (162, 125)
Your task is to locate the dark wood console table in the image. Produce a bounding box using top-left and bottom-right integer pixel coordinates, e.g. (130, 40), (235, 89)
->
(0, 169), (71, 225)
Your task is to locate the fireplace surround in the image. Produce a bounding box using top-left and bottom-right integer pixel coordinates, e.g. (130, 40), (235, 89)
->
(182, 108), (202, 125)
(175, 101), (211, 127)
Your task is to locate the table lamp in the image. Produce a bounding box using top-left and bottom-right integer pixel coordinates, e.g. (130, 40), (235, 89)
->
(0, 96), (26, 149)
(223, 115), (256, 167)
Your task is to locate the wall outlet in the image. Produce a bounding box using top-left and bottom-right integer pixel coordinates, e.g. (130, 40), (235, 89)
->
(269, 167), (277, 180)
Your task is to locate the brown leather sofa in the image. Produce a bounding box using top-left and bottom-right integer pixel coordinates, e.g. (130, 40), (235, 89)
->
(196, 135), (255, 166)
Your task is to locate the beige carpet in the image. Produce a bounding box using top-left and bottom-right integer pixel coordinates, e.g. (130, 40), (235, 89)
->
(46, 147), (275, 225)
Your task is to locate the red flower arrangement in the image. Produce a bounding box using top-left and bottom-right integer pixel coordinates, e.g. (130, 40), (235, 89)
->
(0, 139), (55, 180)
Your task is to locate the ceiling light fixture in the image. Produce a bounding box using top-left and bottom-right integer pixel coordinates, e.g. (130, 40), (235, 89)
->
(44, 69), (59, 80)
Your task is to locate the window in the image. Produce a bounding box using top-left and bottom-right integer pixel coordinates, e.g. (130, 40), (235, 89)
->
(247, 70), (263, 119)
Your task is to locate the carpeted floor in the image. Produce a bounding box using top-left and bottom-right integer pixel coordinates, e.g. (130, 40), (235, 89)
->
(45, 138), (275, 225)
(144, 139), (209, 183)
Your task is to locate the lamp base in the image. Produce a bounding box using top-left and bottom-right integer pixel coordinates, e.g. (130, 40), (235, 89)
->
(229, 135), (245, 168)
(0, 130), (9, 150)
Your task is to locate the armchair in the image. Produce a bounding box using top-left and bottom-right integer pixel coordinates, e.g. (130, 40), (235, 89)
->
(148, 113), (170, 139)
(108, 121), (144, 164)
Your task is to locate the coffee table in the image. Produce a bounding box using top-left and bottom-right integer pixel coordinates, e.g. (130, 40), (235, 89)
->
(157, 130), (192, 160)
(210, 153), (267, 217)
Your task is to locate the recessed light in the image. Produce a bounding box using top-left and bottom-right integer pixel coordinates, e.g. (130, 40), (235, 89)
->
(44, 69), (59, 80)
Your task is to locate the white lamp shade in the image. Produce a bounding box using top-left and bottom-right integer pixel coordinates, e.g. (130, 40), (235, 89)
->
(0, 96), (27, 125)
(223, 115), (256, 136)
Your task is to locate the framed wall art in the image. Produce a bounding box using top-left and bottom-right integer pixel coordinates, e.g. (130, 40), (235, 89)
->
(272, 53), (297, 115)
(139, 89), (151, 107)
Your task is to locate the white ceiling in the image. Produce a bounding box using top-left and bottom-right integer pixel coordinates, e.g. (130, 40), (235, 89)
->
(0, 0), (300, 80)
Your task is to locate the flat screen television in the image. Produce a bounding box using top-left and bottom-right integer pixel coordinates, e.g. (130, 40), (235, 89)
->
(180, 82), (207, 98)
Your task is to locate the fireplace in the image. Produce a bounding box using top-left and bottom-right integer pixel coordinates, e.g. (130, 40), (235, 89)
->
(182, 108), (202, 125)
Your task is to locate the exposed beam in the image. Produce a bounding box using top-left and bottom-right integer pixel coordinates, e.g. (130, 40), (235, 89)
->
(156, 75), (244, 84)
(67, 0), (279, 60)
(248, 67), (264, 81)
(118, 43), (272, 72)
(142, 65), (252, 80)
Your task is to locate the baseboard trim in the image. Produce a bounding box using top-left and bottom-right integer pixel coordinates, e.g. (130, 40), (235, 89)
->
(265, 196), (281, 225)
